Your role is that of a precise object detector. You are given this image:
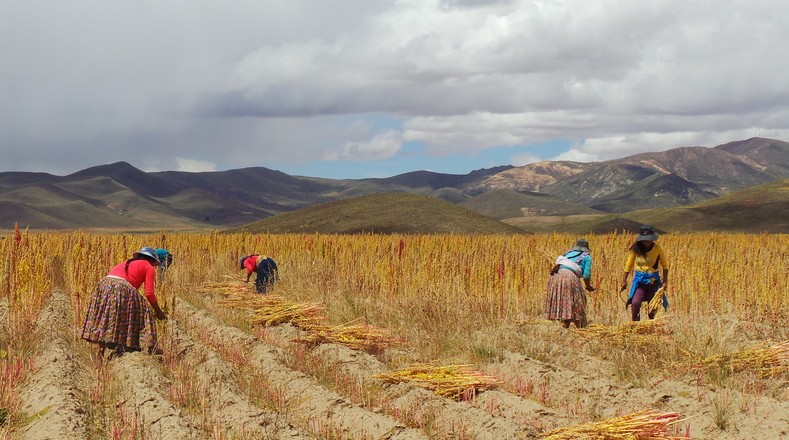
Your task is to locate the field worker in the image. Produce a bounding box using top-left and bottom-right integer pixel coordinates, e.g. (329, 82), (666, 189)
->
(81, 247), (168, 360)
(155, 248), (173, 279)
(240, 254), (279, 294)
(545, 239), (596, 329)
(620, 225), (670, 321)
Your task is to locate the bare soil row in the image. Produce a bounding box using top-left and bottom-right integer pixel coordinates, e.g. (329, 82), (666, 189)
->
(12, 289), (789, 440)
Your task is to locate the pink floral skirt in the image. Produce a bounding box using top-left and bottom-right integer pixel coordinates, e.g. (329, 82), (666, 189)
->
(81, 277), (157, 351)
(545, 269), (588, 327)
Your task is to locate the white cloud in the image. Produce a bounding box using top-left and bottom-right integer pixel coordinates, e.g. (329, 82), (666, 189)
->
(175, 158), (217, 173)
(2, 0), (789, 175)
(324, 129), (402, 161)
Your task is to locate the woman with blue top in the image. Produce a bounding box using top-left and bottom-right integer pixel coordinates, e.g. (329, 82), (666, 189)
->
(545, 239), (596, 328)
(155, 248), (173, 279)
(620, 225), (669, 321)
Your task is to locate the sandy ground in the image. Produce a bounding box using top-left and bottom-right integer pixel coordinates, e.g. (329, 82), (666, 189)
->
(9, 291), (789, 440)
(18, 290), (89, 440)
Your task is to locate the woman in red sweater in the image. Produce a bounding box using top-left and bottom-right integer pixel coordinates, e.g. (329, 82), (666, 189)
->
(81, 247), (168, 359)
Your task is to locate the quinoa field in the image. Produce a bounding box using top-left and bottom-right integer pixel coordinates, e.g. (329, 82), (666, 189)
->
(1, 228), (787, 439)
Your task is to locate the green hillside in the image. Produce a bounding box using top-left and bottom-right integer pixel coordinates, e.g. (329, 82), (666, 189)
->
(505, 178), (789, 234)
(626, 177), (788, 233)
(226, 192), (526, 234)
(461, 189), (601, 219)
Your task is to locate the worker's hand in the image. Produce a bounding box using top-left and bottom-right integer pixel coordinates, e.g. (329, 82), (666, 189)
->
(586, 285), (596, 292)
(156, 310), (168, 320)
(619, 282), (628, 292)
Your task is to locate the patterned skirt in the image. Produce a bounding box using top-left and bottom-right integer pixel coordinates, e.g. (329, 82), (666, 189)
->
(544, 269), (588, 327)
(81, 277), (157, 351)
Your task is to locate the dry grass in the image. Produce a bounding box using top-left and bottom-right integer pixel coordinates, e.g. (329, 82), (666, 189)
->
(573, 318), (672, 345)
(1, 229), (787, 436)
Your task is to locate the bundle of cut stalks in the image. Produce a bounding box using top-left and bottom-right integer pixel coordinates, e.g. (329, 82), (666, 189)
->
(294, 321), (403, 351)
(216, 292), (285, 310)
(250, 301), (324, 327)
(540, 409), (685, 439)
(646, 287), (666, 315)
(195, 281), (250, 295)
(682, 340), (789, 378)
(372, 363), (499, 400)
(574, 318), (671, 345)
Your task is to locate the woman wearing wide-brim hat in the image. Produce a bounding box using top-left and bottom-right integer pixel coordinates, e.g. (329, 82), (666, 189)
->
(81, 246), (168, 360)
(620, 225), (670, 321)
(545, 238), (596, 329)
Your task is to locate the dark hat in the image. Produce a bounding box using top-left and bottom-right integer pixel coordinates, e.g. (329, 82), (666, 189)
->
(239, 256), (249, 269)
(636, 225), (658, 242)
(572, 239), (590, 252)
(134, 247), (161, 264)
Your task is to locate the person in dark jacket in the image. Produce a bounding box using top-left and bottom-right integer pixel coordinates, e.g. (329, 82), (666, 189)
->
(240, 254), (278, 293)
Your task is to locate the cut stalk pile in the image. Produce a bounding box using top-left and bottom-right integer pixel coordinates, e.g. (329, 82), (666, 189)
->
(199, 281), (398, 349)
(250, 301), (324, 327)
(540, 409), (686, 439)
(216, 292), (286, 309)
(682, 340), (789, 378)
(197, 281), (324, 327)
(195, 281), (251, 295)
(295, 321), (403, 351)
(574, 318), (671, 345)
(372, 363), (499, 400)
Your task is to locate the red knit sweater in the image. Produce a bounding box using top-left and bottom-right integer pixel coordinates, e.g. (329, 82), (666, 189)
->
(107, 259), (158, 306)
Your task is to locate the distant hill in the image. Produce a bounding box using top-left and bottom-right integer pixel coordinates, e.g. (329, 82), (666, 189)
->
(504, 178), (789, 234)
(587, 173), (717, 212)
(625, 177), (789, 233)
(0, 137), (786, 232)
(475, 138), (789, 213)
(226, 192), (526, 234)
(460, 189), (602, 219)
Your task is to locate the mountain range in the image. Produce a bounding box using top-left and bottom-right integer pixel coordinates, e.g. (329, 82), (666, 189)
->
(1, 137), (787, 232)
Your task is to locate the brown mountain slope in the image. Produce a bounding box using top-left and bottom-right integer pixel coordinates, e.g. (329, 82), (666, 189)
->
(468, 161), (589, 193)
(1, 137), (786, 231)
(714, 137), (789, 174)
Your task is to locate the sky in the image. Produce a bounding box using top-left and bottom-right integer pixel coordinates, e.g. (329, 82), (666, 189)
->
(2, 0), (788, 179)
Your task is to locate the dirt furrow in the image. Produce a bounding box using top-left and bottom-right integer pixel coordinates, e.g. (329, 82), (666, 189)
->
(486, 349), (789, 440)
(177, 300), (429, 440)
(304, 333), (551, 439)
(110, 352), (202, 439)
(166, 320), (316, 439)
(17, 290), (89, 440)
(203, 310), (538, 439)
